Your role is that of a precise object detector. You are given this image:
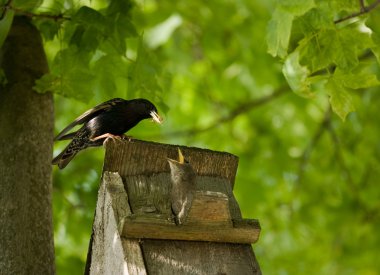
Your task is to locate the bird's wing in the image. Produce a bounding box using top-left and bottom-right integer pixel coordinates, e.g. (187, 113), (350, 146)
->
(54, 98), (126, 141)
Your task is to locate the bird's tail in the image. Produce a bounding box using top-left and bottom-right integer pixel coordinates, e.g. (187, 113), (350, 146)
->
(52, 137), (89, 169)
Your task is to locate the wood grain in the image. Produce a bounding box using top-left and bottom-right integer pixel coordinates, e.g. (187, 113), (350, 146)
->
(122, 218), (260, 244)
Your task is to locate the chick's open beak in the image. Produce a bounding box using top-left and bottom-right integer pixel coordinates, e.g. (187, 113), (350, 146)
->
(150, 110), (163, 124)
(178, 148), (184, 164)
(167, 148), (185, 164)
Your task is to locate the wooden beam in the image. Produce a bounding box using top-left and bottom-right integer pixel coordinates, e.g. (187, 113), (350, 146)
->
(122, 217), (260, 244)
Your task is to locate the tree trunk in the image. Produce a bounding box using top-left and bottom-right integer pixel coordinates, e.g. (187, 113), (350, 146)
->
(0, 16), (55, 274)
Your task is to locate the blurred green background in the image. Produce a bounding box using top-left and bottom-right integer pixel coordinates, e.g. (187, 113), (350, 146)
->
(4, 0), (380, 274)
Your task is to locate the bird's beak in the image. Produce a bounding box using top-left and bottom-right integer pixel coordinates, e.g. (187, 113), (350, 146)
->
(178, 148), (184, 164)
(167, 148), (185, 164)
(150, 111), (163, 124)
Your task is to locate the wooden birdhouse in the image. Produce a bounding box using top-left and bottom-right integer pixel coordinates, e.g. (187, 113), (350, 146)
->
(86, 139), (261, 274)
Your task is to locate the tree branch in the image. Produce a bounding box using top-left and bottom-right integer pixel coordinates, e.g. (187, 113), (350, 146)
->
(163, 86), (289, 137)
(359, 0), (366, 11)
(1, 1), (70, 21)
(11, 7), (70, 21)
(334, 0), (380, 24)
(0, 0), (12, 20)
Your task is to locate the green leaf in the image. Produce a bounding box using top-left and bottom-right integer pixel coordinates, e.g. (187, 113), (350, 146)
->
(39, 48), (94, 101)
(333, 69), (380, 90)
(34, 70), (95, 101)
(345, 74), (380, 89)
(299, 25), (371, 73)
(293, 6), (334, 36)
(329, 0), (360, 13)
(106, 0), (134, 16)
(267, 0), (314, 57)
(34, 73), (58, 94)
(128, 39), (162, 98)
(331, 30), (358, 71)
(283, 51), (314, 97)
(116, 15), (138, 38)
(13, 0), (43, 10)
(280, 0), (315, 15)
(72, 6), (106, 30)
(52, 48), (91, 73)
(326, 75), (355, 121)
(35, 19), (61, 41)
(93, 54), (129, 98)
(100, 23), (127, 55)
(370, 33), (380, 65)
(70, 25), (101, 52)
(0, 9), (14, 49)
(267, 8), (294, 58)
(59, 69), (95, 101)
(70, 7), (107, 52)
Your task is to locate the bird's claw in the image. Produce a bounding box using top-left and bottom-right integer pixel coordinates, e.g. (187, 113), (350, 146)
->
(91, 133), (122, 142)
(122, 135), (133, 142)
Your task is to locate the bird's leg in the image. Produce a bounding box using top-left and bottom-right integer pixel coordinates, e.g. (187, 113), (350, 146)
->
(90, 133), (123, 142)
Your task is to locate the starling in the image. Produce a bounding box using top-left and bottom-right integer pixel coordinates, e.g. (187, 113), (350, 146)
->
(52, 98), (162, 169)
(167, 148), (196, 225)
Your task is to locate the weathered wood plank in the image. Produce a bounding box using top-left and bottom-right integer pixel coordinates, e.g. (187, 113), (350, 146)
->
(122, 218), (260, 244)
(89, 172), (146, 275)
(142, 240), (260, 275)
(186, 191), (231, 225)
(103, 139), (239, 186)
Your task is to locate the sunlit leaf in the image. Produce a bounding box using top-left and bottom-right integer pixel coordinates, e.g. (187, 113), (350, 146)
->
(334, 68), (380, 90)
(326, 75), (355, 121)
(280, 0), (315, 15)
(267, 0), (314, 57)
(267, 8), (293, 58)
(282, 51), (314, 98)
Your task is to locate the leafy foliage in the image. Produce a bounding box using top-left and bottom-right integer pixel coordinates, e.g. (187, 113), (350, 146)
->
(267, 0), (380, 120)
(9, 0), (165, 104)
(1, 0), (380, 274)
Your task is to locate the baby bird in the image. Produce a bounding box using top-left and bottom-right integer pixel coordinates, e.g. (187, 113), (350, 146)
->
(167, 148), (196, 225)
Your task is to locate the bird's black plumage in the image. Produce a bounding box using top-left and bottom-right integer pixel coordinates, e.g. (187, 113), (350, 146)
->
(52, 98), (162, 169)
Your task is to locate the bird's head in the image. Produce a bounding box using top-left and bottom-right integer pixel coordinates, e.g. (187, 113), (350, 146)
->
(168, 148), (187, 165)
(132, 98), (163, 124)
(167, 148), (195, 188)
(167, 148), (195, 178)
(149, 108), (163, 124)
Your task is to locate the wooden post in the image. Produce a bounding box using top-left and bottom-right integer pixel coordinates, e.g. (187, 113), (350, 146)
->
(87, 139), (261, 274)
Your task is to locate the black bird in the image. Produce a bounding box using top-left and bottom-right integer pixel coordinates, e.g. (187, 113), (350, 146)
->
(52, 98), (162, 169)
(167, 148), (196, 225)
